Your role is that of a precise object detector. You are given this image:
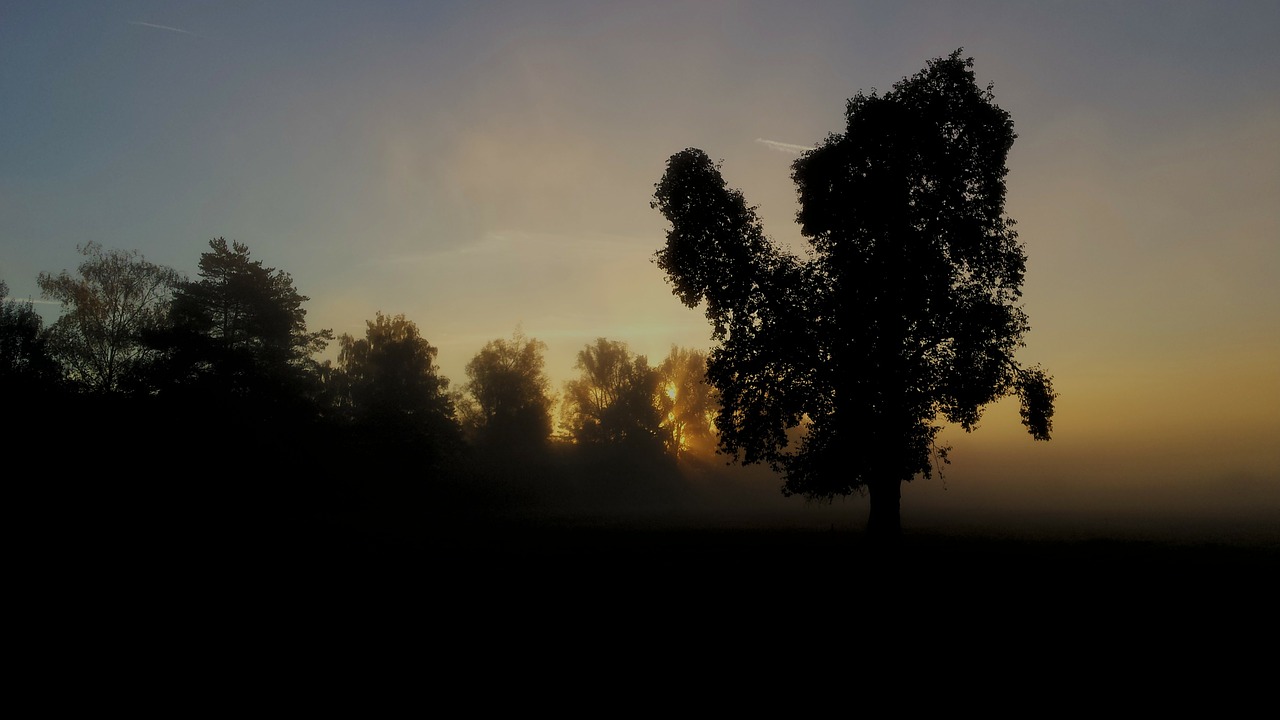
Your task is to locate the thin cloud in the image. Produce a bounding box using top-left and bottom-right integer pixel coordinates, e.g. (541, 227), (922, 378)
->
(128, 21), (197, 37)
(755, 138), (814, 154)
(365, 231), (649, 266)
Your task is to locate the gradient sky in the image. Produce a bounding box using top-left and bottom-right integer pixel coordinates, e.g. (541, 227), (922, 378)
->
(3, 1), (1277, 527)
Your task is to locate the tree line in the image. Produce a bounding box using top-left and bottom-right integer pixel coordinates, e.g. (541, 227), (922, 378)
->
(2, 239), (718, 468)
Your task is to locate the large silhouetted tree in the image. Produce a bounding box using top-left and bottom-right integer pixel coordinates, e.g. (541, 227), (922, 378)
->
(37, 243), (181, 393)
(458, 331), (554, 450)
(652, 51), (1055, 539)
(561, 338), (662, 447)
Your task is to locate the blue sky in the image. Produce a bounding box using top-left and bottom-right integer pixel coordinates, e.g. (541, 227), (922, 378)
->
(3, 1), (1278, 522)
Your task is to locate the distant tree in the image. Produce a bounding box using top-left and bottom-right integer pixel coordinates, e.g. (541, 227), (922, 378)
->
(1, 279), (60, 393)
(37, 243), (180, 392)
(155, 238), (331, 402)
(1, 281), (59, 458)
(329, 311), (459, 453)
(458, 331), (554, 449)
(652, 51), (1055, 539)
(656, 345), (717, 457)
(561, 338), (662, 446)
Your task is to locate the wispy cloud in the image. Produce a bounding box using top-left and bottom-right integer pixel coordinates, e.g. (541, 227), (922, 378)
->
(364, 231), (649, 267)
(755, 138), (814, 154)
(128, 21), (197, 37)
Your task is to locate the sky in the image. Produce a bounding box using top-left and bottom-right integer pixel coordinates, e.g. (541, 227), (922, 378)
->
(3, 1), (1278, 533)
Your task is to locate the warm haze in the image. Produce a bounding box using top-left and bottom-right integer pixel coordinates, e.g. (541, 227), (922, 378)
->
(2, 1), (1277, 540)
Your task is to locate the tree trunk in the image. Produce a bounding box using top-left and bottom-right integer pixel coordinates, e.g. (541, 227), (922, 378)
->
(867, 478), (902, 543)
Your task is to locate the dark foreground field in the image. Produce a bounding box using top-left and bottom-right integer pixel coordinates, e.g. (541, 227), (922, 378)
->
(152, 510), (1268, 667)
(33, 453), (1276, 664)
(218, 506), (1279, 621)
(60, 464), (1278, 610)
(29, 498), (1274, 682)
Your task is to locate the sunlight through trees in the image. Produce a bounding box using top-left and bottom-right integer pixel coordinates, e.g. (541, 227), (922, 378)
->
(561, 338), (663, 448)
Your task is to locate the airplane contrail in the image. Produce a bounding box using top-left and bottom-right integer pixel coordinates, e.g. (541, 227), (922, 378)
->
(755, 138), (814, 154)
(128, 21), (197, 36)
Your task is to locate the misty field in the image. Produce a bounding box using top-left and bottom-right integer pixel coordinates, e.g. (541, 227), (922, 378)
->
(207, 456), (1278, 620)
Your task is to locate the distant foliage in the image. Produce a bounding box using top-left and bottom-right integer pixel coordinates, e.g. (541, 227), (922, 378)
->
(147, 238), (332, 415)
(37, 242), (180, 392)
(327, 311), (460, 456)
(561, 338), (663, 447)
(458, 330), (554, 449)
(1, 279), (59, 392)
(173, 239), (329, 365)
(656, 345), (718, 457)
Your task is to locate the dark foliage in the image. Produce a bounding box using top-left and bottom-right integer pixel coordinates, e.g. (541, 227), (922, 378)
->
(147, 238), (332, 411)
(1, 280), (63, 425)
(561, 337), (664, 451)
(653, 51), (1056, 536)
(458, 331), (554, 451)
(326, 311), (461, 464)
(1, 280), (58, 389)
(36, 243), (181, 393)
